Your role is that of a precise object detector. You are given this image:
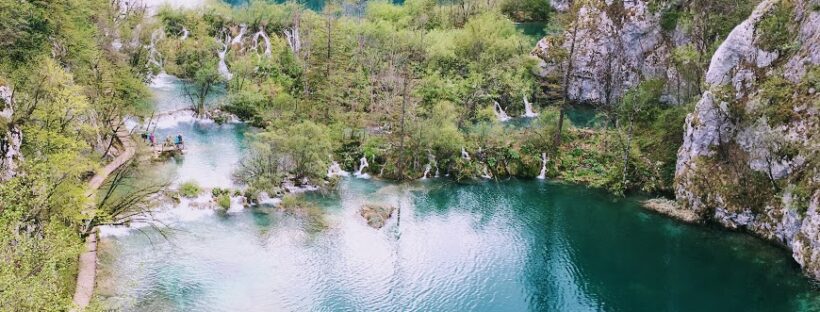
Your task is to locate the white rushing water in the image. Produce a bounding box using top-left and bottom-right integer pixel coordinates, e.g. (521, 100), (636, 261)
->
(421, 164), (432, 180)
(146, 29), (164, 69)
(327, 161), (349, 177)
(354, 157), (370, 178)
(522, 96), (538, 118)
(252, 27), (272, 57)
(494, 101), (511, 122)
(231, 24), (248, 47)
(461, 147), (470, 160)
(217, 34), (233, 80)
(481, 165), (492, 179)
(537, 152), (548, 180)
(180, 27), (189, 40)
(284, 26), (301, 53)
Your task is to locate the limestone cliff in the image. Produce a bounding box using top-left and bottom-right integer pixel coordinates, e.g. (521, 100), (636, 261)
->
(549, 0), (570, 11)
(532, 0), (692, 105)
(674, 0), (819, 278)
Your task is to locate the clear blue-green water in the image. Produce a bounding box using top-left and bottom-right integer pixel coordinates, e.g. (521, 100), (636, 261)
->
(98, 178), (820, 311)
(99, 58), (820, 312)
(515, 22), (548, 43)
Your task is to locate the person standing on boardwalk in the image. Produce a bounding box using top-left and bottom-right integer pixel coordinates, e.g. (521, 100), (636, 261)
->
(176, 132), (184, 150)
(149, 132), (155, 147)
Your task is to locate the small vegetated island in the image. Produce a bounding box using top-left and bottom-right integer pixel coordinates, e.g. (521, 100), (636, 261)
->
(0, 0), (817, 310)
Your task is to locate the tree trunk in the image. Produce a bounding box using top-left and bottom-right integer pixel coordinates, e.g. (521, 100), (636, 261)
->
(556, 13), (580, 147)
(397, 68), (409, 180)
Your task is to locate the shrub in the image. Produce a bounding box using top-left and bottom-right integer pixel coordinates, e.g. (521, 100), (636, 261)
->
(757, 0), (796, 52)
(279, 195), (328, 231)
(660, 8), (681, 32)
(216, 194), (231, 210)
(179, 181), (202, 198)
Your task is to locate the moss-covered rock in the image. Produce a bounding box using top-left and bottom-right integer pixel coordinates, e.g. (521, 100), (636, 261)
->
(359, 204), (396, 229)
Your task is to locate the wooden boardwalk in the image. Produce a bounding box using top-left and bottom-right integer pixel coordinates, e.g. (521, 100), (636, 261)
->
(72, 127), (136, 311)
(151, 144), (185, 157)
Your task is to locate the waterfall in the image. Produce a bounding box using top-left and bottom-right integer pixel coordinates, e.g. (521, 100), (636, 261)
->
(461, 147), (470, 160)
(493, 101), (511, 122)
(327, 161), (349, 177)
(422, 152), (437, 180)
(421, 164), (431, 180)
(0, 85), (21, 181)
(217, 32), (233, 80)
(522, 96), (538, 118)
(252, 27), (272, 57)
(481, 165), (492, 179)
(180, 27), (189, 40)
(146, 29), (164, 69)
(354, 156), (369, 178)
(284, 26), (301, 53)
(231, 24), (247, 47)
(537, 152), (548, 180)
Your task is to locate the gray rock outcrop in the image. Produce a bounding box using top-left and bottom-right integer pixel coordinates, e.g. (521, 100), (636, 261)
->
(674, 0), (820, 279)
(532, 0), (692, 105)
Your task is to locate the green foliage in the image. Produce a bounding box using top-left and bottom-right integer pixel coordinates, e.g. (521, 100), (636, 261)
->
(278, 194), (328, 231)
(660, 7), (681, 32)
(0, 0), (157, 308)
(216, 194), (231, 210)
(500, 0), (552, 22)
(757, 0), (797, 53)
(758, 74), (800, 126)
(179, 181), (202, 198)
(238, 121), (333, 187)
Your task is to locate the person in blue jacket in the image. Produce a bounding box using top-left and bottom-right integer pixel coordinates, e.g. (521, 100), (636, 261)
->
(175, 132), (184, 149)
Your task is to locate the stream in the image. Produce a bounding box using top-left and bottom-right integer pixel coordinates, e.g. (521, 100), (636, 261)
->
(94, 74), (820, 311)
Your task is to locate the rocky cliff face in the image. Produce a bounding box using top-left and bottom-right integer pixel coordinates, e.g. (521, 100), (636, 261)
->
(548, 0), (569, 12)
(532, 0), (691, 105)
(0, 85), (21, 181)
(675, 0), (819, 278)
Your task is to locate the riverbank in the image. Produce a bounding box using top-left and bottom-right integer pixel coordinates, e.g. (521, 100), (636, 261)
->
(642, 198), (699, 223)
(72, 126), (136, 310)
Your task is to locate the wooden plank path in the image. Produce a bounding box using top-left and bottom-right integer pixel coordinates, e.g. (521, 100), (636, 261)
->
(72, 127), (136, 311)
(151, 143), (185, 158)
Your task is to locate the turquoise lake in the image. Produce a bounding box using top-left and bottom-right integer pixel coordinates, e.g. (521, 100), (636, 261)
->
(94, 12), (820, 310)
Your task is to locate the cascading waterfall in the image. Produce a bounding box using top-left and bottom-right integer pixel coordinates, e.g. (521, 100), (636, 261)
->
(231, 24), (247, 47)
(421, 152), (437, 180)
(493, 101), (511, 122)
(146, 29), (164, 69)
(284, 25), (301, 53)
(252, 27), (272, 57)
(217, 32), (233, 80)
(0, 85), (21, 181)
(180, 27), (189, 40)
(461, 147), (470, 160)
(354, 156), (369, 178)
(522, 96), (538, 118)
(481, 165), (492, 179)
(537, 152), (548, 180)
(327, 161), (349, 177)
(421, 164), (431, 180)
